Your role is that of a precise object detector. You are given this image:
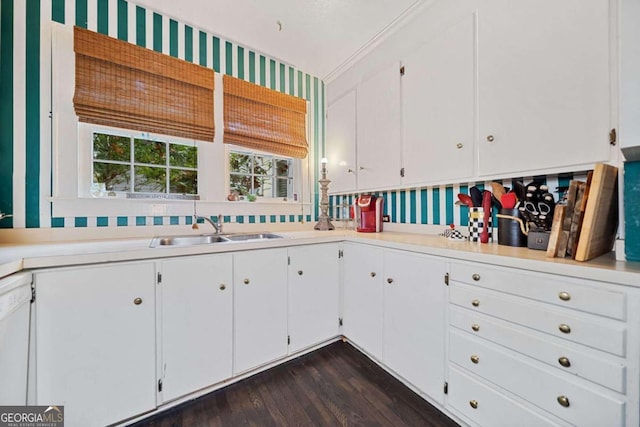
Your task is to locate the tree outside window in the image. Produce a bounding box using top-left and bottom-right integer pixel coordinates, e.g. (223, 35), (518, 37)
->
(229, 150), (293, 198)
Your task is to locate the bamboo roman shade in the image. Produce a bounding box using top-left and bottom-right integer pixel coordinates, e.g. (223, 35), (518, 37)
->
(73, 27), (214, 141)
(223, 74), (308, 158)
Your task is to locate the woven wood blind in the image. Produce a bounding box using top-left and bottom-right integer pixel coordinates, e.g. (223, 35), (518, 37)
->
(223, 75), (308, 158)
(73, 27), (214, 141)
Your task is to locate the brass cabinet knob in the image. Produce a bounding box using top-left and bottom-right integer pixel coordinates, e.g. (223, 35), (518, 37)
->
(471, 324), (480, 332)
(558, 324), (571, 334)
(486, 135), (494, 142)
(558, 357), (571, 368)
(219, 284), (226, 290)
(359, 166), (365, 171)
(558, 291), (571, 301)
(370, 272), (377, 278)
(387, 278), (394, 284)
(243, 278), (250, 285)
(133, 297), (143, 305)
(456, 143), (464, 149)
(347, 168), (354, 173)
(298, 270), (303, 276)
(557, 395), (570, 408)
(472, 273), (481, 281)
(472, 299), (480, 307)
(469, 400), (478, 409)
(470, 355), (480, 364)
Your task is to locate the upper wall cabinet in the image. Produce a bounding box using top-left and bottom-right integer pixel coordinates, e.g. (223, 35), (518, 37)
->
(326, 90), (358, 193)
(401, 13), (476, 185)
(356, 62), (402, 191)
(477, 0), (611, 176)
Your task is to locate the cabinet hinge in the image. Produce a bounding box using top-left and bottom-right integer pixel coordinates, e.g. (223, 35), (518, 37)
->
(157, 272), (162, 284)
(609, 128), (617, 146)
(30, 284), (36, 303)
(339, 318), (343, 327)
(338, 249), (344, 259)
(400, 167), (405, 178)
(444, 273), (449, 286)
(444, 382), (448, 394)
(288, 256), (291, 266)
(158, 379), (163, 392)
(400, 66), (405, 76)
(287, 335), (291, 345)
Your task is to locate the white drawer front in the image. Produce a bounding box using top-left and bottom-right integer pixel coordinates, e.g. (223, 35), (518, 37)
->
(450, 306), (626, 393)
(450, 262), (626, 320)
(450, 283), (626, 357)
(447, 366), (564, 427)
(449, 330), (625, 427)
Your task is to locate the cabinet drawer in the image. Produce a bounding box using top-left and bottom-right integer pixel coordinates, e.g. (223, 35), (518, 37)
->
(450, 263), (626, 320)
(450, 306), (626, 393)
(450, 284), (626, 357)
(447, 366), (563, 427)
(449, 330), (625, 427)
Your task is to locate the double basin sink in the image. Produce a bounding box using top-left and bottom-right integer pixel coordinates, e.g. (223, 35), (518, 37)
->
(149, 233), (283, 248)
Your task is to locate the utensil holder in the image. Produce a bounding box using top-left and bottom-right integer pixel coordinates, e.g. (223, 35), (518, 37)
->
(468, 207), (493, 242)
(497, 208), (528, 247)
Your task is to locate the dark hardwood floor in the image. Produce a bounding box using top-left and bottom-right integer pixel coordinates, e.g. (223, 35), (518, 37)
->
(131, 341), (459, 427)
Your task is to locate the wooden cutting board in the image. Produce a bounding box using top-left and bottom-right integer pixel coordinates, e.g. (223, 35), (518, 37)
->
(546, 205), (566, 258)
(575, 164), (619, 262)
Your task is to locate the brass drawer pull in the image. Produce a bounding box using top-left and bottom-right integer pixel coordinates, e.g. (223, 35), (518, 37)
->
(472, 299), (480, 307)
(387, 278), (394, 284)
(558, 324), (571, 334)
(472, 273), (481, 281)
(470, 355), (480, 364)
(298, 270), (303, 276)
(243, 278), (250, 285)
(133, 297), (143, 305)
(219, 284), (226, 291)
(469, 400), (478, 409)
(557, 395), (570, 408)
(370, 272), (376, 278)
(558, 357), (571, 368)
(471, 324), (480, 332)
(558, 291), (571, 301)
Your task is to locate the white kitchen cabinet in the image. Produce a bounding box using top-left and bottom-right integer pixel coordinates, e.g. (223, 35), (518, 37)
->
(326, 90), (358, 194)
(356, 61), (402, 191)
(287, 244), (341, 353)
(233, 248), (288, 374)
(159, 254), (233, 403)
(477, 0), (611, 176)
(34, 261), (157, 427)
(342, 243), (384, 360)
(401, 12), (475, 185)
(382, 250), (447, 404)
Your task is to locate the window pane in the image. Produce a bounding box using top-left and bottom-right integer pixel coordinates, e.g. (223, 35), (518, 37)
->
(275, 159), (290, 177)
(229, 152), (252, 173)
(93, 133), (130, 162)
(134, 138), (166, 165)
(255, 176), (272, 197)
(93, 162), (131, 191)
(169, 169), (197, 194)
(253, 155), (272, 176)
(134, 165), (166, 192)
(276, 178), (290, 197)
(170, 144), (197, 168)
(230, 174), (252, 195)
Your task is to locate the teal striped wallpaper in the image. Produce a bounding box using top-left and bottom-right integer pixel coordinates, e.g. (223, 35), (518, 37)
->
(0, 0), (323, 230)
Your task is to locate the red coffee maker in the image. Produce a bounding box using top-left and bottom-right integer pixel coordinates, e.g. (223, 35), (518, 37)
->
(354, 195), (384, 233)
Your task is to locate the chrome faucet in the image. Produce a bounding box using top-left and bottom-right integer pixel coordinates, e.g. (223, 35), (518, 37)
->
(0, 211), (12, 221)
(195, 215), (223, 234)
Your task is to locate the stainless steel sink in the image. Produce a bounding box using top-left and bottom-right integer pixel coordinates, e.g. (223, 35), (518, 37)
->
(224, 233), (283, 242)
(149, 234), (229, 248)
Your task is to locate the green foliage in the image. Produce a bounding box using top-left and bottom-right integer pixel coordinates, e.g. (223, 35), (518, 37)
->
(93, 133), (130, 161)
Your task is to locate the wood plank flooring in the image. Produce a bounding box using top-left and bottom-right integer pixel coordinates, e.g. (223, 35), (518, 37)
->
(131, 341), (460, 427)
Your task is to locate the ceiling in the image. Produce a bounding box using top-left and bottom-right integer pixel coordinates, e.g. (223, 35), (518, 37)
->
(133, 0), (424, 80)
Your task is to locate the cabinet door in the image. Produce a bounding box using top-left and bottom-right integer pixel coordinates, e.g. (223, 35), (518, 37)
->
(383, 250), (447, 404)
(35, 262), (156, 427)
(478, 0), (610, 176)
(357, 62), (402, 191)
(402, 13), (475, 185)
(288, 244), (340, 353)
(326, 90), (357, 193)
(160, 254), (233, 403)
(342, 243), (384, 360)
(233, 248), (288, 374)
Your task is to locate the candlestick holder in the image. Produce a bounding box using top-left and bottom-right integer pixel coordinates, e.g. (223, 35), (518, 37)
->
(314, 158), (334, 231)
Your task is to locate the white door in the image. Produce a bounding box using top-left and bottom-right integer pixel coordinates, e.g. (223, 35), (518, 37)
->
(477, 0), (610, 176)
(342, 243), (384, 360)
(357, 61), (402, 191)
(160, 254), (233, 403)
(288, 244), (340, 353)
(383, 250), (447, 404)
(233, 248), (288, 374)
(326, 90), (358, 193)
(35, 262), (157, 427)
(402, 12), (476, 186)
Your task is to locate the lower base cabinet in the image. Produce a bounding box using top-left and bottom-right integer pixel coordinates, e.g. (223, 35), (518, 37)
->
(34, 261), (157, 427)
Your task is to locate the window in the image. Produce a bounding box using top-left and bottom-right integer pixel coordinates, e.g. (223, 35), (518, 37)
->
(229, 150), (293, 198)
(92, 131), (198, 197)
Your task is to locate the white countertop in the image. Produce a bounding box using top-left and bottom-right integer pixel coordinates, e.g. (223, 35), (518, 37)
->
(1, 230), (639, 287)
